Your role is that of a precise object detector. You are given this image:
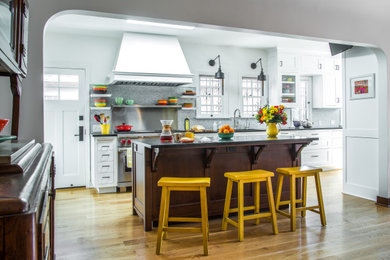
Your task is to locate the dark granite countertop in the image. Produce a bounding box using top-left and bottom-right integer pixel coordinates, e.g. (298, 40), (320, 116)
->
(90, 126), (342, 137)
(132, 135), (318, 149)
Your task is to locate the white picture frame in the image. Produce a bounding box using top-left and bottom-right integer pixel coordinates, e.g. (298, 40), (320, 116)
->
(350, 73), (375, 100)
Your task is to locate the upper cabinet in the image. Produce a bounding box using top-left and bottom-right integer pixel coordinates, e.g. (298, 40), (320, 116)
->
(301, 55), (323, 75)
(0, 0), (29, 76)
(278, 53), (299, 72)
(269, 49), (342, 109)
(312, 55), (342, 108)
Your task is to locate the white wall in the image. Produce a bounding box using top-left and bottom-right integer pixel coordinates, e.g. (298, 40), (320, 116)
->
(44, 32), (268, 118)
(4, 0), (390, 199)
(180, 41), (267, 117)
(343, 47), (387, 200)
(44, 32), (121, 84)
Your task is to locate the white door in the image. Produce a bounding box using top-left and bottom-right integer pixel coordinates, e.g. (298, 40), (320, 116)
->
(43, 68), (88, 188)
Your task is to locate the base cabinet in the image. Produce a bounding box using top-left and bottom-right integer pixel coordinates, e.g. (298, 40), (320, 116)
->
(91, 136), (118, 193)
(0, 142), (55, 259)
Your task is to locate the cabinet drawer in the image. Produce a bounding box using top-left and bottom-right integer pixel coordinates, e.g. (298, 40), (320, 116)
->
(306, 137), (329, 150)
(98, 175), (114, 185)
(301, 149), (329, 166)
(97, 142), (114, 151)
(97, 151), (113, 162)
(97, 162), (114, 173)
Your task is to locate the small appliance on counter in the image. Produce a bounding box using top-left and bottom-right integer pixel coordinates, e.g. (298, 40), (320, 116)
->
(160, 120), (173, 142)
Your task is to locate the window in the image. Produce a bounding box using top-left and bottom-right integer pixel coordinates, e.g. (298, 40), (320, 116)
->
(44, 69), (81, 100)
(198, 75), (223, 116)
(242, 77), (263, 117)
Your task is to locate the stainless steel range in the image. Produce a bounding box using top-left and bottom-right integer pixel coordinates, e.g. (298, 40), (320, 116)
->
(117, 132), (160, 190)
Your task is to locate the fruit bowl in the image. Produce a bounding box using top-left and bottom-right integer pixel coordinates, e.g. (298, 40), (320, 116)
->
(218, 133), (234, 139)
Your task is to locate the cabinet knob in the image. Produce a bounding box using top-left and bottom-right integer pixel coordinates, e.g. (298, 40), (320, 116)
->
(280, 61), (283, 67)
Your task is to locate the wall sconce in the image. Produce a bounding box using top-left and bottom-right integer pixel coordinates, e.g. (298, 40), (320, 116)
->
(209, 55), (225, 94)
(251, 58), (266, 95)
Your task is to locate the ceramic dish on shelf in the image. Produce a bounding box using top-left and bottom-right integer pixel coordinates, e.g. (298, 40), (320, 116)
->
(94, 99), (107, 107)
(92, 85), (107, 94)
(167, 97), (178, 105)
(157, 100), (168, 105)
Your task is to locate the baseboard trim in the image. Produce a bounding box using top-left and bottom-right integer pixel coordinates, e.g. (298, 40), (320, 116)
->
(376, 196), (390, 207)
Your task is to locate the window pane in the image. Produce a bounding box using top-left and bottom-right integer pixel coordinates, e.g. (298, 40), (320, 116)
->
(44, 74), (59, 88)
(44, 88), (59, 100)
(60, 74), (79, 88)
(60, 88), (79, 100)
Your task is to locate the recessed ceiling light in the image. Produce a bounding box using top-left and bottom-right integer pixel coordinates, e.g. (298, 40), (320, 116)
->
(125, 19), (195, 30)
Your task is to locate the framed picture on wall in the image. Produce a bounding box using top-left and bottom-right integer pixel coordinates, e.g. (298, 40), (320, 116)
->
(350, 73), (375, 100)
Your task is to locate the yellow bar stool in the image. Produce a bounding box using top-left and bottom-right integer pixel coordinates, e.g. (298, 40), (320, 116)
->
(221, 170), (278, 241)
(156, 177), (210, 256)
(275, 166), (326, 232)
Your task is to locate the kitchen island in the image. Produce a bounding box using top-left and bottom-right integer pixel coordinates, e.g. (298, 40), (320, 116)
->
(132, 135), (318, 231)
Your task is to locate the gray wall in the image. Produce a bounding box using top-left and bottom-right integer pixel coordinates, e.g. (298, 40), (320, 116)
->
(2, 0), (390, 197)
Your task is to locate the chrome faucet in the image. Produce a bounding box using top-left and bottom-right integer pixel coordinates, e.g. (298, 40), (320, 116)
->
(233, 108), (241, 129)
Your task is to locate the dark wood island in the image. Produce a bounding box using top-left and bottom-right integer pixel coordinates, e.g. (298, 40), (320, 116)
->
(132, 135), (317, 231)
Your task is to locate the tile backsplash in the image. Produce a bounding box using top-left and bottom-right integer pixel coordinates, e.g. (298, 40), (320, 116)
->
(90, 84), (341, 132)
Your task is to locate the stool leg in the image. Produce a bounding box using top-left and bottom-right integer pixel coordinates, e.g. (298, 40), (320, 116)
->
(254, 181), (260, 225)
(301, 176), (307, 217)
(238, 180), (244, 241)
(266, 177), (278, 235)
(314, 173), (327, 226)
(156, 186), (167, 255)
(290, 176), (296, 232)
(162, 188), (171, 240)
(200, 187), (209, 256)
(222, 179), (233, 231)
(275, 175), (284, 211)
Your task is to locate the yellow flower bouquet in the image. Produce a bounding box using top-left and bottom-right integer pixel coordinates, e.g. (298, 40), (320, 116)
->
(255, 105), (288, 125)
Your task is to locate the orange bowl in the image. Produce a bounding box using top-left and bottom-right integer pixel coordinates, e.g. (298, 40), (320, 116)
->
(0, 119), (9, 133)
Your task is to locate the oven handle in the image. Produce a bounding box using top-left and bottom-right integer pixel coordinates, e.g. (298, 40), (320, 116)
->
(118, 148), (131, 152)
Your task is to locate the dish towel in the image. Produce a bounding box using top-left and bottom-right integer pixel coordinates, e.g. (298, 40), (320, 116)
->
(127, 148), (132, 168)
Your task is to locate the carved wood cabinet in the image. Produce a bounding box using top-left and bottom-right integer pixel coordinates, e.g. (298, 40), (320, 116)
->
(0, 140), (55, 259)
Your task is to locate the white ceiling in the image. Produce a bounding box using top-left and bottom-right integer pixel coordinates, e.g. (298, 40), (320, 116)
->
(45, 14), (331, 53)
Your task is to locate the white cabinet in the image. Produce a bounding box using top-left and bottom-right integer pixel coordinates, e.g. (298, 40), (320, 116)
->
(313, 55), (342, 108)
(312, 74), (342, 108)
(330, 130), (343, 168)
(299, 130), (342, 169)
(280, 74), (300, 107)
(300, 130), (331, 167)
(278, 53), (299, 72)
(91, 136), (118, 193)
(301, 55), (323, 75)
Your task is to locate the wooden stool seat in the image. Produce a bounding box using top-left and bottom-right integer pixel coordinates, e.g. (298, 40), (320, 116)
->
(275, 166), (326, 232)
(224, 169), (274, 181)
(222, 169), (278, 241)
(158, 177), (211, 187)
(156, 177), (210, 256)
(275, 166), (321, 176)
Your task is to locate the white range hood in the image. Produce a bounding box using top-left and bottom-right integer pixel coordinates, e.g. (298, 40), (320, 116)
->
(109, 33), (193, 86)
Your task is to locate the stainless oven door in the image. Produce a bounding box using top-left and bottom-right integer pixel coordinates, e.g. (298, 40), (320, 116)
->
(118, 148), (132, 187)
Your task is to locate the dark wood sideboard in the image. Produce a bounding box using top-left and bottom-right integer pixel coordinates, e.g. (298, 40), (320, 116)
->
(0, 140), (55, 259)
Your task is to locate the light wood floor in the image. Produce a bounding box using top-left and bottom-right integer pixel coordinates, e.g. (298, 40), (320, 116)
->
(55, 171), (390, 259)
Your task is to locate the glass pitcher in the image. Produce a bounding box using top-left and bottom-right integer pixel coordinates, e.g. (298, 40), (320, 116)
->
(160, 120), (173, 142)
